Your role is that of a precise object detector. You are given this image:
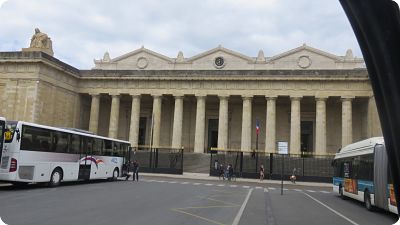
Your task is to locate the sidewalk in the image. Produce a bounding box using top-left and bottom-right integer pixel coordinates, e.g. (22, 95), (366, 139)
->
(141, 172), (332, 188)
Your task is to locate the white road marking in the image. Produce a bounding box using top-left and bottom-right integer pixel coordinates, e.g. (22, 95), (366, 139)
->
(264, 188), (269, 193)
(230, 185), (238, 188)
(181, 182), (189, 184)
(205, 183), (214, 186)
(294, 189), (303, 192)
(193, 183), (201, 185)
(268, 187), (276, 190)
(303, 192), (359, 225)
(283, 188), (288, 191)
(232, 188), (253, 225)
(255, 186), (263, 189)
(217, 184), (225, 187)
(168, 181), (177, 184)
(320, 191), (330, 194)
(306, 190), (316, 193)
(242, 186), (250, 189)
(156, 180), (166, 183)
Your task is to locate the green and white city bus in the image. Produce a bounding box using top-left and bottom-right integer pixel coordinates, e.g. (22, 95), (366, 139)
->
(0, 121), (130, 187)
(332, 137), (398, 214)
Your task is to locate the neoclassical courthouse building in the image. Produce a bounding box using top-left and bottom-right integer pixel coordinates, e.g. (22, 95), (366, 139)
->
(0, 30), (382, 156)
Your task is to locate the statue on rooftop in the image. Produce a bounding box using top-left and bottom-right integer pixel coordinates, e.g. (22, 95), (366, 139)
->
(23, 28), (54, 56)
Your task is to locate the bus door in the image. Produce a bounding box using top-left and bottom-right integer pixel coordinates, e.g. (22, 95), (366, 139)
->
(78, 137), (92, 180)
(374, 144), (389, 210)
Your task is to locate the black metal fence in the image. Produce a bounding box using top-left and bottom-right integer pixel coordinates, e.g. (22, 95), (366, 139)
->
(130, 147), (184, 174)
(210, 151), (334, 183)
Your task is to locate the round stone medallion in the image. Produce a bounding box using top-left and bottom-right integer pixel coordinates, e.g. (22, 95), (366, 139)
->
(137, 57), (149, 69)
(297, 55), (312, 69)
(214, 56), (225, 69)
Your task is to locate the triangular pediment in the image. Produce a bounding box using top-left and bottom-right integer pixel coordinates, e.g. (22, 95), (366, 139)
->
(111, 47), (174, 63)
(268, 44), (343, 62)
(186, 45), (254, 63)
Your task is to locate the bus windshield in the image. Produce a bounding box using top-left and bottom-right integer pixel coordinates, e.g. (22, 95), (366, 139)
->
(4, 121), (18, 143)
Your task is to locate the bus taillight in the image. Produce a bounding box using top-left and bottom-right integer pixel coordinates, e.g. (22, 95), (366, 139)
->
(9, 158), (17, 172)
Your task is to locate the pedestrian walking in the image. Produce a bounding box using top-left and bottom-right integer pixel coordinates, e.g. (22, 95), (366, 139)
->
(124, 160), (132, 181)
(132, 160), (139, 182)
(259, 164), (265, 181)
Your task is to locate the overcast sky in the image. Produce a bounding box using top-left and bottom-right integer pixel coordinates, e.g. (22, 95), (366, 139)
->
(1, 0), (398, 69)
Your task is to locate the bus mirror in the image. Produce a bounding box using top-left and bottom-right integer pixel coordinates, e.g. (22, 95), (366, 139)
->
(4, 130), (12, 141)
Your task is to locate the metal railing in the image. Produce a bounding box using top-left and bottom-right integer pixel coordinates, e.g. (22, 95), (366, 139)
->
(210, 149), (334, 182)
(130, 146), (184, 175)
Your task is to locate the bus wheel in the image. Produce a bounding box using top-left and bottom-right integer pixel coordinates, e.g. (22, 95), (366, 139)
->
(364, 190), (373, 211)
(111, 168), (119, 181)
(49, 168), (63, 187)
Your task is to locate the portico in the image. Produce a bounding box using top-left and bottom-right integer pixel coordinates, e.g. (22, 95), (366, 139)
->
(0, 35), (383, 156)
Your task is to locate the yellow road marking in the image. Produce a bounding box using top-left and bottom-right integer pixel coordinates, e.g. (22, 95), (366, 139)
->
(171, 208), (226, 225)
(207, 197), (240, 206)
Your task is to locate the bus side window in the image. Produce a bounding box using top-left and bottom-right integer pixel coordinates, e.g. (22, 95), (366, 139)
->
(93, 138), (102, 156)
(21, 126), (33, 150)
(104, 140), (112, 156)
(52, 131), (69, 153)
(70, 134), (81, 154)
(113, 142), (121, 157)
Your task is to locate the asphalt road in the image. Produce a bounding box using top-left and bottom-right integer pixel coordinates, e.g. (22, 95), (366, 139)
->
(0, 177), (397, 225)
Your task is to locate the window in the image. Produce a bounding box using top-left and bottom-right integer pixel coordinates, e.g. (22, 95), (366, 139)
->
(104, 140), (112, 156)
(113, 142), (121, 157)
(82, 137), (93, 155)
(358, 154), (374, 180)
(21, 126), (51, 152)
(93, 138), (103, 156)
(52, 131), (69, 153)
(70, 134), (81, 154)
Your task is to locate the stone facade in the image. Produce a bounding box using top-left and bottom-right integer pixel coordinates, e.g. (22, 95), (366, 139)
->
(0, 38), (383, 155)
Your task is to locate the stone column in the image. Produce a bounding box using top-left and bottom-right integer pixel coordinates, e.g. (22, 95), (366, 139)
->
(152, 95), (162, 147)
(367, 96), (383, 137)
(342, 97), (353, 147)
(241, 96), (252, 151)
(194, 95), (206, 153)
(171, 95), (184, 149)
(315, 97), (327, 155)
(290, 97), (302, 154)
(218, 96), (229, 150)
(89, 94), (100, 134)
(265, 97), (277, 153)
(129, 95), (141, 148)
(108, 95), (121, 139)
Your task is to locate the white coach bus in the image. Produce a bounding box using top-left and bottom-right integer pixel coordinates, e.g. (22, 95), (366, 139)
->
(0, 121), (130, 187)
(332, 137), (398, 214)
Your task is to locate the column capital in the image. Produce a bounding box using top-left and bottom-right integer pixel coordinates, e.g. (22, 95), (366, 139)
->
(130, 94), (141, 98)
(290, 96), (302, 101)
(315, 96), (328, 102)
(341, 96), (355, 102)
(219, 95), (229, 100)
(196, 95), (207, 101)
(242, 95), (253, 101)
(174, 95), (184, 99)
(152, 94), (163, 99)
(110, 94), (121, 98)
(89, 93), (100, 97)
(266, 96), (277, 101)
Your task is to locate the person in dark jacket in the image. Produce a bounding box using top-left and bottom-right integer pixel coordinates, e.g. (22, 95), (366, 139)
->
(132, 160), (139, 182)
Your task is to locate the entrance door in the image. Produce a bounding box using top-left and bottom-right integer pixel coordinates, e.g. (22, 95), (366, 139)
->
(78, 136), (92, 180)
(301, 121), (313, 153)
(208, 119), (218, 152)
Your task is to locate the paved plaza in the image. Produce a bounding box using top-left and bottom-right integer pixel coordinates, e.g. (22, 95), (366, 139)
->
(0, 176), (396, 225)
